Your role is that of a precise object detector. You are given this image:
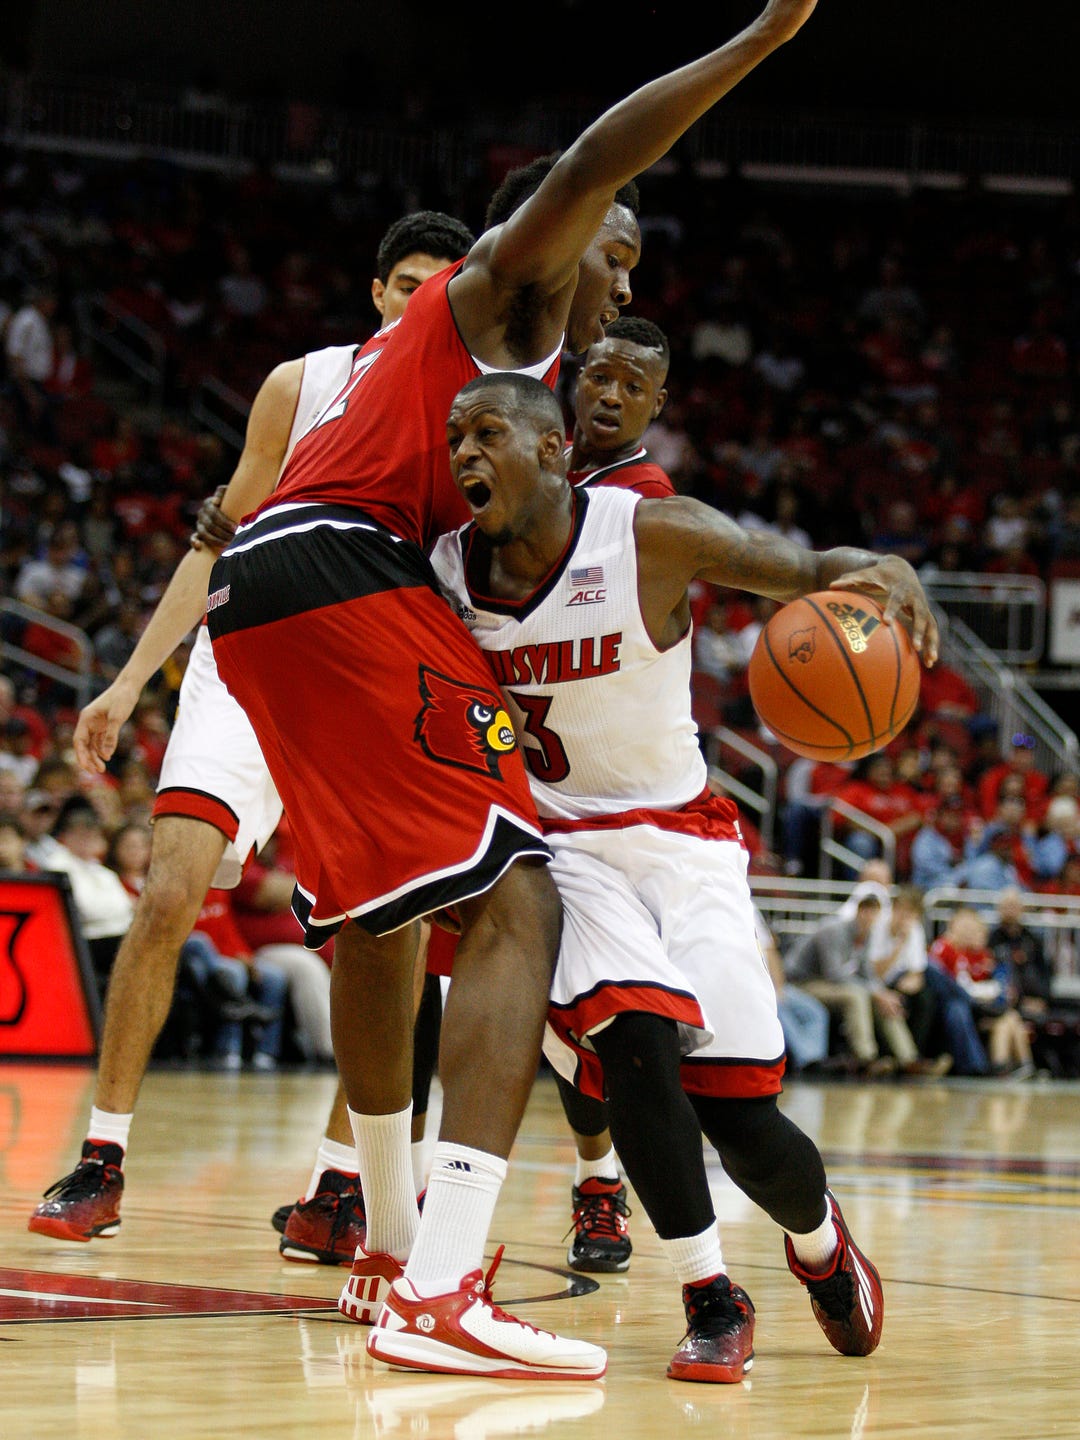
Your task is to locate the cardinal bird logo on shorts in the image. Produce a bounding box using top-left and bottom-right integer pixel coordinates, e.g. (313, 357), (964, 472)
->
(788, 626), (816, 664)
(414, 666), (517, 778)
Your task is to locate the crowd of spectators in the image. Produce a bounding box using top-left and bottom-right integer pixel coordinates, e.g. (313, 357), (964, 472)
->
(1, 135), (1079, 1068)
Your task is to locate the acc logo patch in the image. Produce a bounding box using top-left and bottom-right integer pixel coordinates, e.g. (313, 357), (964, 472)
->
(788, 626), (816, 664)
(414, 666), (517, 778)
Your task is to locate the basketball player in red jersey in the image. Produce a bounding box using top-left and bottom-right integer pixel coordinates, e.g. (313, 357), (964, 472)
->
(431, 371), (938, 1380)
(77, 1), (823, 1380)
(33, 212), (475, 1254)
(567, 316), (676, 498)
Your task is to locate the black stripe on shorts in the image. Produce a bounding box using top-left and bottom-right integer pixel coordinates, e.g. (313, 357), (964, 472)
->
(206, 504), (440, 639)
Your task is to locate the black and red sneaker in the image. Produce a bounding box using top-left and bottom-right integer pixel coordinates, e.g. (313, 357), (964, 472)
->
(565, 1179), (632, 1273)
(28, 1141), (124, 1242)
(280, 1168), (366, 1265)
(784, 1189), (884, 1356)
(667, 1275), (756, 1383)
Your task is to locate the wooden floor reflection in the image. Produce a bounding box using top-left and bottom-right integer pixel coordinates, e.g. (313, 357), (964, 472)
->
(2, 1064), (1079, 1439)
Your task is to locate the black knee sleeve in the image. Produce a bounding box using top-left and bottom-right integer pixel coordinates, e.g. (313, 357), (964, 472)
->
(553, 1068), (610, 1139)
(591, 1012), (715, 1240)
(691, 1094), (827, 1234)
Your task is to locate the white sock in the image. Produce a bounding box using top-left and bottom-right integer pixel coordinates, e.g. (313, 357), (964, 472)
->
(412, 1140), (428, 1197)
(405, 1142), (506, 1295)
(786, 1194), (839, 1272)
(304, 1137), (358, 1200)
(661, 1222), (725, 1287)
(348, 1105), (418, 1262)
(575, 1146), (621, 1187)
(87, 1107), (133, 1154)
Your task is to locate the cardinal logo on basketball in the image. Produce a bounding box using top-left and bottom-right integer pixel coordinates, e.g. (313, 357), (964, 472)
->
(788, 626), (816, 664)
(415, 666), (517, 778)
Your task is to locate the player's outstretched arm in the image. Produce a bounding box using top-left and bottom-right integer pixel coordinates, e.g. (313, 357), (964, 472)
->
(633, 494), (938, 666)
(72, 360), (303, 775)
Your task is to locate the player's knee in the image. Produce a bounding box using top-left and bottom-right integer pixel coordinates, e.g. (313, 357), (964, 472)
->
(135, 865), (207, 940)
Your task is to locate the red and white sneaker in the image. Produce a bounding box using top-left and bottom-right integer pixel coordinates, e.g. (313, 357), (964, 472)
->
(339, 1246), (406, 1324)
(666, 1275), (755, 1383)
(366, 1246), (607, 1380)
(28, 1141), (124, 1242)
(784, 1189), (884, 1356)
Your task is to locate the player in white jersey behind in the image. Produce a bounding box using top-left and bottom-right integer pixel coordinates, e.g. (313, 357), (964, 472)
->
(430, 371), (939, 1382)
(29, 211), (476, 1251)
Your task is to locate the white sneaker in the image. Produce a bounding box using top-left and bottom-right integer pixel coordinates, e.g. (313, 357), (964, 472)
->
(366, 1246), (607, 1380)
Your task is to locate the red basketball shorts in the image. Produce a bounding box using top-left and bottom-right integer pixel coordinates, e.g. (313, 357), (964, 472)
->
(207, 503), (549, 944)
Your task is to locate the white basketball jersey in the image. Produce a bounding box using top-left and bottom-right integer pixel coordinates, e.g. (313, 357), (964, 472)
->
(430, 486), (707, 821)
(279, 345), (358, 478)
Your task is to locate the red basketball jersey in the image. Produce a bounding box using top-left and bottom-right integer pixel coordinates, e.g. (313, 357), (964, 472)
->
(267, 259), (561, 550)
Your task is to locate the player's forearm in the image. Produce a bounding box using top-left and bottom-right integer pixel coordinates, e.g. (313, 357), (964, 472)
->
(813, 548), (894, 589)
(567, 2), (812, 188)
(109, 547), (217, 694)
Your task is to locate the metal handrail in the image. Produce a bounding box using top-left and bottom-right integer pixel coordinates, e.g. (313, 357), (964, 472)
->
(818, 797), (896, 881)
(190, 375), (251, 452)
(922, 573), (1045, 665)
(705, 726), (778, 852)
(73, 292), (167, 411)
(0, 599), (94, 708)
(942, 616), (1078, 776)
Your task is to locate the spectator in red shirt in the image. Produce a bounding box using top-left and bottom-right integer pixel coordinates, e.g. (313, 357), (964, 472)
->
(976, 734), (1050, 822)
(833, 752), (925, 878)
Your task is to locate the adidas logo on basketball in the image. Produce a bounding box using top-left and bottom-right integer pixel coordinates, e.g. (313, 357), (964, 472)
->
(825, 599), (880, 654)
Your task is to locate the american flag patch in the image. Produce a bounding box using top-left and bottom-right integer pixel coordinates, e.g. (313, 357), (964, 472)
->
(570, 565), (604, 587)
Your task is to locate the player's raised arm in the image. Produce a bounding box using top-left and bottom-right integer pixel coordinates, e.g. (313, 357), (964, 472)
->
(632, 494), (939, 666)
(454, 1), (818, 341)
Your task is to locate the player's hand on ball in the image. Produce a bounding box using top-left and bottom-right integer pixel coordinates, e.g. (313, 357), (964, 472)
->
(829, 558), (939, 666)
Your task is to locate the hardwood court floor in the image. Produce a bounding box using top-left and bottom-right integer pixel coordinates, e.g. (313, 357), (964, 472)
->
(2, 1063), (1079, 1439)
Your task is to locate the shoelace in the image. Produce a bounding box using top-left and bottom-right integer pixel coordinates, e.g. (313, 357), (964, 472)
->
(40, 1157), (115, 1202)
(305, 1177), (366, 1247)
(682, 1281), (748, 1341)
(803, 1266), (856, 1320)
(565, 1188), (631, 1244)
(475, 1245), (543, 1335)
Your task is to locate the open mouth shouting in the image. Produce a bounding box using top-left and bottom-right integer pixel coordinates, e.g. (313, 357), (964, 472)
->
(461, 475), (493, 515)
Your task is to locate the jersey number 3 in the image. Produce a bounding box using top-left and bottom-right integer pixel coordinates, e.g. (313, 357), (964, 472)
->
(508, 691), (570, 784)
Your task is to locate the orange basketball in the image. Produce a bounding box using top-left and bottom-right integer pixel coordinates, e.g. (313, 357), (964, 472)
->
(747, 591), (920, 762)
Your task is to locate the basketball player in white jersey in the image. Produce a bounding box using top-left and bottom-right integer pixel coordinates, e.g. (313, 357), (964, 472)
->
(430, 372), (939, 1382)
(29, 212), (476, 1251)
